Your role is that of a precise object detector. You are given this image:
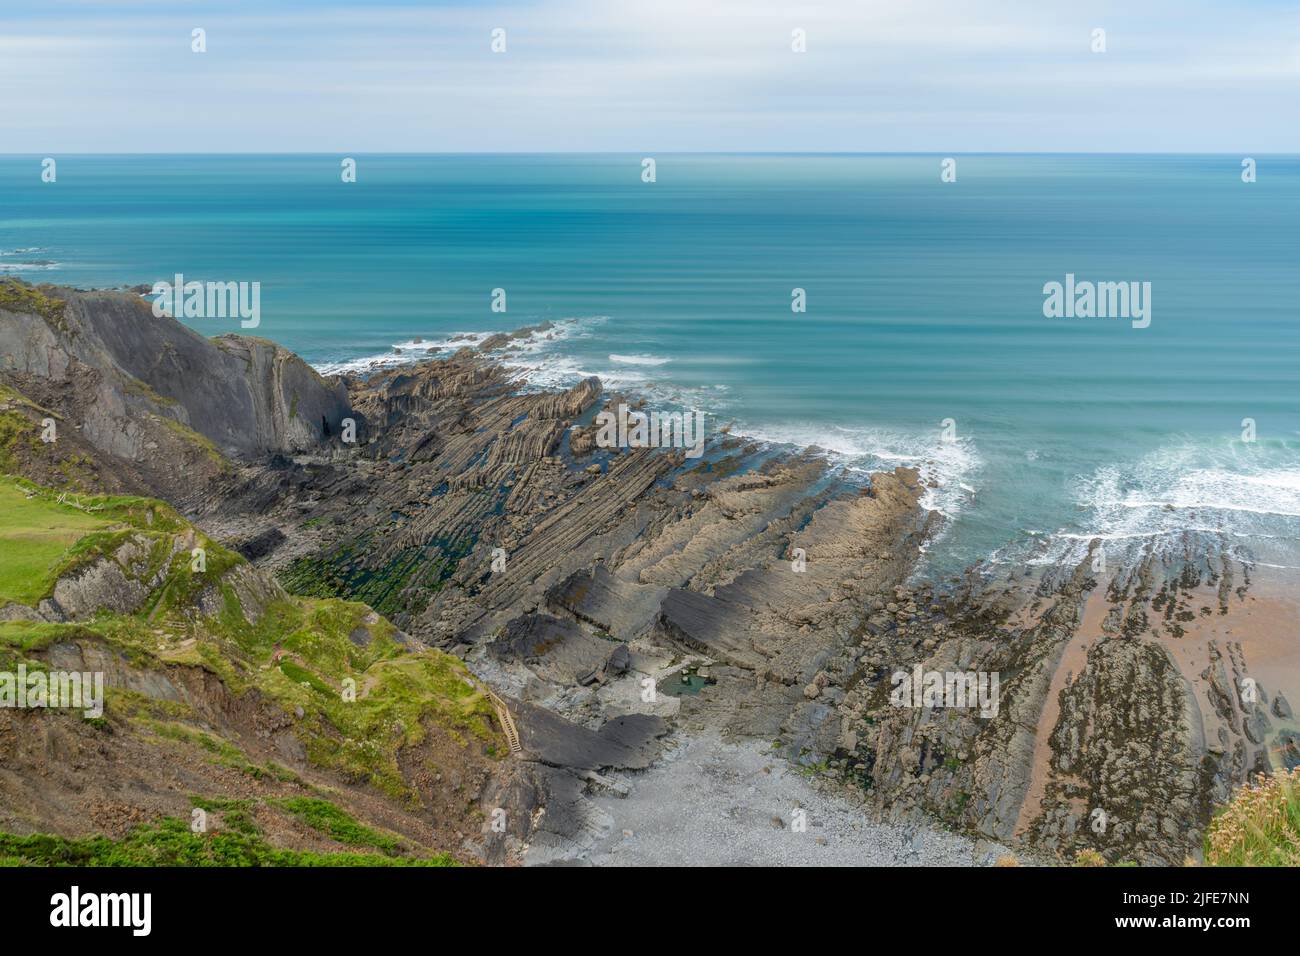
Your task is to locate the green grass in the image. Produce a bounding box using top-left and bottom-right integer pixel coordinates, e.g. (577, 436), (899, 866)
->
(0, 279), (67, 327)
(275, 797), (401, 855)
(0, 479), (112, 604)
(0, 817), (454, 867)
(145, 720), (252, 765)
(0, 473), (504, 813)
(0, 410), (39, 475)
(0, 474), (239, 619)
(280, 659), (336, 694)
(0, 381), (56, 418)
(189, 796), (260, 836)
(1206, 768), (1300, 866)
(0, 595), (500, 802)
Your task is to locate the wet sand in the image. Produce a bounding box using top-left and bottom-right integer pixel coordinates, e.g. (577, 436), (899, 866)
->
(1012, 562), (1300, 840)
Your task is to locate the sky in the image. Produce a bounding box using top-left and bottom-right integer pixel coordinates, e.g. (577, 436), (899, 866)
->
(2, 0), (1298, 153)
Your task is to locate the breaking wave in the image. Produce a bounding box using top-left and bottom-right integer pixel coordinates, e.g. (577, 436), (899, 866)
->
(1000, 439), (1300, 571)
(0, 247), (58, 272)
(311, 320), (592, 378)
(726, 420), (982, 521)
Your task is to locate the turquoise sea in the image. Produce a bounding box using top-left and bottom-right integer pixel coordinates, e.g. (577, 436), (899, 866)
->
(2, 154), (1297, 574)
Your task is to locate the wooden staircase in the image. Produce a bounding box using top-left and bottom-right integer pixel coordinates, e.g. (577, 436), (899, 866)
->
(485, 687), (523, 757)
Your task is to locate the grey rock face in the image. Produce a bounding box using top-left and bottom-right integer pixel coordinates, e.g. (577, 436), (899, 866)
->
(0, 282), (352, 460)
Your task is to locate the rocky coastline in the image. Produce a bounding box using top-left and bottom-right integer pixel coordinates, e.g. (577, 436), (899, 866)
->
(1, 279), (1293, 866)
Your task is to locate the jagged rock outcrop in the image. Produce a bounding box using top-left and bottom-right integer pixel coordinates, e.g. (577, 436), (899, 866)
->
(824, 541), (1290, 865)
(13, 299), (1288, 866)
(0, 280), (353, 469)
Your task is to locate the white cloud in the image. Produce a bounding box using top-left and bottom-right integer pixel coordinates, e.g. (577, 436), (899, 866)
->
(2, 0), (1296, 151)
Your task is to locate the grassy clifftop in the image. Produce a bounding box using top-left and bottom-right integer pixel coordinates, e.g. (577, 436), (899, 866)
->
(0, 279), (67, 327)
(0, 475), (506, 865)
(0, 479), (119, 605)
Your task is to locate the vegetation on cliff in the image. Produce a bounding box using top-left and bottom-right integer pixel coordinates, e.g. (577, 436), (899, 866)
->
(0, 469), (505, 864)
(0, 814), (454, 867)
(0, 279), (67, 328)
(1205, 769), (1300, 866)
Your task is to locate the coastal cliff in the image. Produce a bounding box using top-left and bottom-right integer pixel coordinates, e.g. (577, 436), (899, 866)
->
(0, 280), (352, 504)
(0, 280), (1290, 866)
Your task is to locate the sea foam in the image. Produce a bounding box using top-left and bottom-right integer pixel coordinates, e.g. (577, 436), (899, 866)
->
(1011, 440), (1300, 570)
(727, 420), (982, 521)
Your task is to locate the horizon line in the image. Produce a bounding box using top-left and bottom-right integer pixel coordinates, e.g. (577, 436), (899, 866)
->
(0, 150), (1293, 158)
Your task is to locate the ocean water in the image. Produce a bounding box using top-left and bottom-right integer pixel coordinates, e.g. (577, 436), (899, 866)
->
(2, 153), (1298, 574)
